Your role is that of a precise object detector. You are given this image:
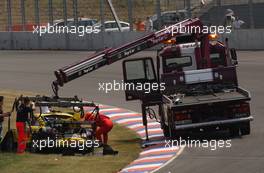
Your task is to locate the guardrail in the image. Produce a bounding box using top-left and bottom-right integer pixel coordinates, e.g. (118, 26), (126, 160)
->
(0, 30), (263, 50)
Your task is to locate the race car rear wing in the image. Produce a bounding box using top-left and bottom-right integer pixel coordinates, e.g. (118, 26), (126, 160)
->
(27, 95), (80, 102)
(35, 101), (96, 108)
(15, 95), (97, 108)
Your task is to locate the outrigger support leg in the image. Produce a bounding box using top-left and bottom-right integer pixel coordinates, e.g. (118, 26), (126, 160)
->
(141, 103), (149, 141)
(51, 81), (59, 99)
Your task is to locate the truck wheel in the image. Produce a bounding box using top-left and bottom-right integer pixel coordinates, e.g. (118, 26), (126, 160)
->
(240, 122), (250, 135)
(229, 127), (239, 137)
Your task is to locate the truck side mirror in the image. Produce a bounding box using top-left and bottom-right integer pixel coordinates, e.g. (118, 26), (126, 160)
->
(230, 48), (238, 65)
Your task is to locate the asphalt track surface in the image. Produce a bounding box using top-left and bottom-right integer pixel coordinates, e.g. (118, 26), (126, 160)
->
(0, 50), (264, 173)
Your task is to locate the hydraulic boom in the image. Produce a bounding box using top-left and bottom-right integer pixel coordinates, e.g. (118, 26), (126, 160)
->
(52, 18), (203, 96)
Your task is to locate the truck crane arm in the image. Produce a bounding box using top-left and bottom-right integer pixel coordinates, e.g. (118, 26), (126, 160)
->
(52, 18), (203, 97)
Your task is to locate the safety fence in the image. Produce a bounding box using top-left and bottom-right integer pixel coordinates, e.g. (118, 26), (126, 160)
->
(0, 0), (196, 31)
(1, 0), (264, 32)
(0, 29), (263, 50)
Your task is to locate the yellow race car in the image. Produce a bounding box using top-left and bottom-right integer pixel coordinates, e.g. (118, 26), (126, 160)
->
(1, 96), (99, 155)
(30, 110), (97, 155)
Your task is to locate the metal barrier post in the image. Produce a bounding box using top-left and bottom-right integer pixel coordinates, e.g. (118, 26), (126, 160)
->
(100, 0), (105, 49)
(6, 0), (13, 49)
(73, 0), (78, 26)
(34, 0), (40, 26)
(34, 0), (41, 48)
(100, 0), (105, 32)
(7, 0), (12, 31)
(156, 0), (161, 30)
(127, 0), (133, 31)
(63, 0), (69, 49)
(217, 0), (222, 26)
(48, 0), (54, 25)
(186, 0), (191, 18)
(249, 0), (255, 29)
(63, 0), (67, 26)
(21, 0), (26, 31)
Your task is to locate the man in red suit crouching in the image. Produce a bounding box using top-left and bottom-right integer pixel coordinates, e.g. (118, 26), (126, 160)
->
(84, 111), (118, 155)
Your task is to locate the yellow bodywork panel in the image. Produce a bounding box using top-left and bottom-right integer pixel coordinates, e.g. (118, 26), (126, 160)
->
(28, 112), (90, 146)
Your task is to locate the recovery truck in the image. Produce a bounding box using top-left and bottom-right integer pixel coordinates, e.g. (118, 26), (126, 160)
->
(51, 18), (253, 139)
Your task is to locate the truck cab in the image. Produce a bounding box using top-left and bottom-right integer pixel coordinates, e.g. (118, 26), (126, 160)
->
(160, 34), (230, 73)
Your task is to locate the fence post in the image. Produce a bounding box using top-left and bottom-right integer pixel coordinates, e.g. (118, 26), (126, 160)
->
(34, 0), (40, 26)
(127, 0), (133, 31)
(48, 0), (53, 25)
(63, 0), (69, 49)
(217, 0), (222, 26)
(248, 0), (254, 29)
(99, 0), (105, 49)
(7, 0), (12, 31)
(63, 0), (67, 26)
(100, 0), (105, 32)
(34, 0), (41, 48)
(186, 0), (191, 18)
(156, 0), (161, 30)
(6, 0), (13, 49)
(20, 0), (26, 31)
(73, 0), (78, 26)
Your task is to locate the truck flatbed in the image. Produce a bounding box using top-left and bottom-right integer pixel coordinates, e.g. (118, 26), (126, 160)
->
(170, 87), (250, 107)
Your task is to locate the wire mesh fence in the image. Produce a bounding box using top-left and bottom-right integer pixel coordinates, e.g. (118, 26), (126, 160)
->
(0, 0), (263, 31)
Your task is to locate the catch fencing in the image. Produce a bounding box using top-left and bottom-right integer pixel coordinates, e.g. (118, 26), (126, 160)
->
(1, 0), (263, 32)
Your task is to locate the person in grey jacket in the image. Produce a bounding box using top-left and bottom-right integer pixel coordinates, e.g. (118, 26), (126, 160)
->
(145, 16), (153, 32)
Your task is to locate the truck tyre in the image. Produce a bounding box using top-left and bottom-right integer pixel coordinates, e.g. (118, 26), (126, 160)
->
(240, 122), (250, 135)
(229, 126), (239, 137)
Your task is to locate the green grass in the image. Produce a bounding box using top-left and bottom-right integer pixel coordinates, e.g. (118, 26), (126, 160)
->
(0, 89), (141, 173)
